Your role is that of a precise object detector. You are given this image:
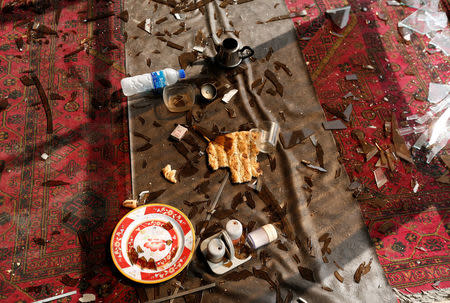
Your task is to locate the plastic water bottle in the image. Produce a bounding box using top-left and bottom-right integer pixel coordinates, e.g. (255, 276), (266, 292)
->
(120, 68), (186, 96)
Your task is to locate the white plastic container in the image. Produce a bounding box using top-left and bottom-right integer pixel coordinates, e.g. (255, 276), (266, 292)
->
(247, 224), (278, 250)
(226, 219), (243, 245)
(207, 238), (226, 263)
(120, 68), (186, 96)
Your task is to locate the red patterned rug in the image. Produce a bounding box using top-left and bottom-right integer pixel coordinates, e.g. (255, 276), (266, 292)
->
(287, 0), (449, 294)
(0, 0), (135, 302)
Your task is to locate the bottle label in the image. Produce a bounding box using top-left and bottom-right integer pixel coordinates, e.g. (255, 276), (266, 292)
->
(151, 71), (167, 89)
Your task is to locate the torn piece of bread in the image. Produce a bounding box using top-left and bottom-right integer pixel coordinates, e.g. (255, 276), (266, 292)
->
(162, 164), (177, 183)
(206, 131), (262, 183)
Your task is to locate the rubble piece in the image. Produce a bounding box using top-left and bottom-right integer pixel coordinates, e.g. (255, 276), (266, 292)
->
(265, 47), (274, 61)
(118, 10), (129, 22)
(273, 61), (293, 76)
(375, 145), (388, 168)
(391, 113), (413, 163)
(149, 283), (216, 303)
(437, 173), (450, 184)
(429, 29), (450, 56)
(264, 69), (283, 96)
(15, 37), (24, 51)
(384, 121), (392, 137)
(342, 104), (353, 121)
(222, 89), (238, 103)
(398, 127), (414, 136)
(334, 271), (344, 283)
(322, 120), (347, 130)
(348, 180), (362, 191)
(170, 125), (188, 141)
(225, 106), (236, 118)
(402, 0), (440, 11)
(345, 74), (358, 81)
(251, 78), (263, 90)
(280, 128), (315, 149)
(156, 16), (168, 24)
(301, 160), (327, 172)
(79, 293), (96, 302)
(326, 6), (351, 29)
(257, 79), (267, 95)
(162, 164), (177, 183)
(413, 125), (427, 134)
(33, 291), (77, 303)
(398, 26), (413, 42)
(362, 64), (375, 70)
(354, 259), (372, 283)
(406, 114), (419, 120)
(374, 168), (387, 188)
(310, 134), (318, 146)
(398, 10), (447, 35)
(193, 46), (204, 53)
(247, 177), (263, 192)
(31, 74), (53, 134)
(412, 179), (419, 193)
(351, 130), (378, 161)
(137, 18), (152, 34)
(427, 83), (450, 104)
(441, 155), (450, 169)
(178, 51), (197, 69)
(174, 13), (185, 20)
(387, 1), (402, 6)
(377, 12), (388, 22)
(167, 41), (184, 51)
(343, 92), (354, 99)
(323, 104), (346, 120)
(385, 147), (396, 171)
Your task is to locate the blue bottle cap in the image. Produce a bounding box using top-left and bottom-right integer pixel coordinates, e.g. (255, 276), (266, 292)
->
(178, 69), (186, 79)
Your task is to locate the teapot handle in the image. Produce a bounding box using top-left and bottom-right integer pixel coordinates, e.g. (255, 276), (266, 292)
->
(239, 46), (255, 60)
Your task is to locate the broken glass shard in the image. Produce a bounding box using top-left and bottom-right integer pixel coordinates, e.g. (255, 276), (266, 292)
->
(428, 83), (450, 104)
(343, 104), (353, 121)
(429, 29), (450, 56)
(280, 128), (314, 149)
(326, 6), (351, 29)
(398, 10), (447, 35)
(374, 168), (387, 188)
(323, 120), (346, 130)
(401, 0), (440, 12)
(345, 74), (358, 81)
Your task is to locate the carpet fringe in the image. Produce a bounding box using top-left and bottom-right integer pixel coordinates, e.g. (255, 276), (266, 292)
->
(394, 287), (450, 303)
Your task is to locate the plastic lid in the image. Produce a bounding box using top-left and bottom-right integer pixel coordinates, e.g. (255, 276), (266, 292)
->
(262, 224), (278, 242)
(178, 69), (186, 79)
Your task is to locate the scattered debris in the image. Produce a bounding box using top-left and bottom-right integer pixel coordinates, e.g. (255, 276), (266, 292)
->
(79, 293), (96, 302)
(280, 128), (315, 149)
(334, 271), (344, 283)
(301, 160), (327, 172)
(326, 6), (351, 29)
(322, 120), (347, 130)
(162, 164), (177, 183)
(345, 74), (358, 81)
(170, 125), (188, 141)
(398, 10), (447, 35)
(374, 168), (388, 188)
(351, 129), (378, 161)
(222, 89), (238, 103)
(264, 69), (283, 96)
(354, 259), (372, 283)
(137, 19), (153, 34)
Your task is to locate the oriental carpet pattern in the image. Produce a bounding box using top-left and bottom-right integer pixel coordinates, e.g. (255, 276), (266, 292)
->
(0, 0), (135, 301)
(287, 0), (450, 294)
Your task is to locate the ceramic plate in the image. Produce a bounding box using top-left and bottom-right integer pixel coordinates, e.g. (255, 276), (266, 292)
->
(111, 204), (195, 284)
